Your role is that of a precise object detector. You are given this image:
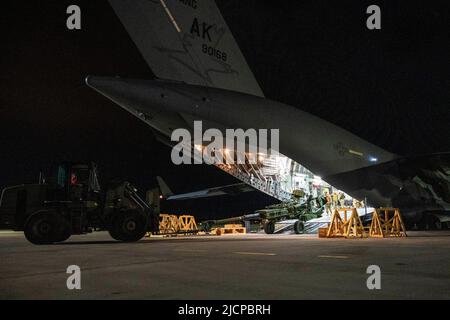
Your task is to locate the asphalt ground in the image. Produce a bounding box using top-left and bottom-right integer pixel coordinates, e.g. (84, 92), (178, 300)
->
(1, 230), (449, 299)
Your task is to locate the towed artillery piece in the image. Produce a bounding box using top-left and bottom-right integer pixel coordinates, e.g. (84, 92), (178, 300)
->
(200, 191), (325, 234)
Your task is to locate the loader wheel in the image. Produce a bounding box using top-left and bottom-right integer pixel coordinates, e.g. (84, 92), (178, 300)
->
(109, 210), (147, 242)
(294, 220), (305, 234)
(54, 218), (72, 242)
(263, 221), (275, 234)
(24, 211), (61, 245)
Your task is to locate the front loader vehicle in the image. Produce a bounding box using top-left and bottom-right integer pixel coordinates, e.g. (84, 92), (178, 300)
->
(0, 162), (159, 244)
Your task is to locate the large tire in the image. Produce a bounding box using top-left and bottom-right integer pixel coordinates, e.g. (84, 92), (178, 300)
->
(24, 211), (63, 245)
(109, 210), (147, 242)
(54, 219), (72, 242)
(263, 221), (275, 234)
(294, 220), (305, 234)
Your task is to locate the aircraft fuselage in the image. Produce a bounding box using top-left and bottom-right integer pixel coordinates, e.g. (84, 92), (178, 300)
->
(86, 76), (450, 223)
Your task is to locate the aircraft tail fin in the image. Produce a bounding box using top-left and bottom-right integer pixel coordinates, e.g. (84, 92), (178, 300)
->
(108, 0), (264, 97)
(156, 176), (174, 198)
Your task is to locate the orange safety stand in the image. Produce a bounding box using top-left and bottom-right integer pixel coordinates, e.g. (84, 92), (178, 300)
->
(370, 208), (407, 238)
(159, 214), (179, 234)
(326, 208), (346, 237)
(326, 208), (366, 238)
(346, 208), (366, 238)
(178, 215), (198, 233)
(368, 209), (384, 238)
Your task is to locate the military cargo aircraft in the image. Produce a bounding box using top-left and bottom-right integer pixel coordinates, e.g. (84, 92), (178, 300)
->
(86, 0), (450, 229)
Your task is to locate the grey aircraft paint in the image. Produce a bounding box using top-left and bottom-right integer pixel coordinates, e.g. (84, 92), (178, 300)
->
(108, 0), (264, 97)
(86, 77), (396, 177)
(86, 76), (450, 222)
(86, 0), (450, 224)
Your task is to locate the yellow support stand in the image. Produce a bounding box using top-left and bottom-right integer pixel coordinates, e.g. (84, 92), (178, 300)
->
(368, 208), (407, 238)
(378, 208), (407, 237)
(390, 208), (407, 237)
(156, 214), (199, 235)
(326, 208), (346, 237)
(159, 214), (179, 234)
(345, 208), (365, 238)
(324, 207), (407, 239)
(369, 210), (384, 238)
(178, 215), (198, 233)
(326, 208), (366, 238)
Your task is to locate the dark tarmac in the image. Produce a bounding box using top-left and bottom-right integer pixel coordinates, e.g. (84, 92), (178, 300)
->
(1, 231), (449, 299)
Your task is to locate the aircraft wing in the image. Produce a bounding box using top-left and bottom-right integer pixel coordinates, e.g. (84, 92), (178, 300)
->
(157, 178), (255, 200)
(108, 0), (264, 97)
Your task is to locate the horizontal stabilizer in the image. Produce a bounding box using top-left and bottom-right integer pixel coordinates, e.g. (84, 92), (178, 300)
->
(167, 182), (254, 200)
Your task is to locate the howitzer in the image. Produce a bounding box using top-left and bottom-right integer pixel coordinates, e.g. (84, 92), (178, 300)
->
(200, 195), (325, 234)
(257, 195), (325, 234)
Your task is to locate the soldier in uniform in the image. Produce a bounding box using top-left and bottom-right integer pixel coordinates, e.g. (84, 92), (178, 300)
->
(325, 191), (333, 216)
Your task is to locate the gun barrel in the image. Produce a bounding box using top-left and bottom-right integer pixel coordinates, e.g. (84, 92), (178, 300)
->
(212, 213), (261, 225)
(201, 213), (261, 230)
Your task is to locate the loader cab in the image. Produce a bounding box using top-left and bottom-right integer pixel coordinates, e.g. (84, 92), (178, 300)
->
(49, 162), (101, 202)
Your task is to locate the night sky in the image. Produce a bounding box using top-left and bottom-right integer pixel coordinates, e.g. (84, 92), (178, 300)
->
(1, 1), (449, 219)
